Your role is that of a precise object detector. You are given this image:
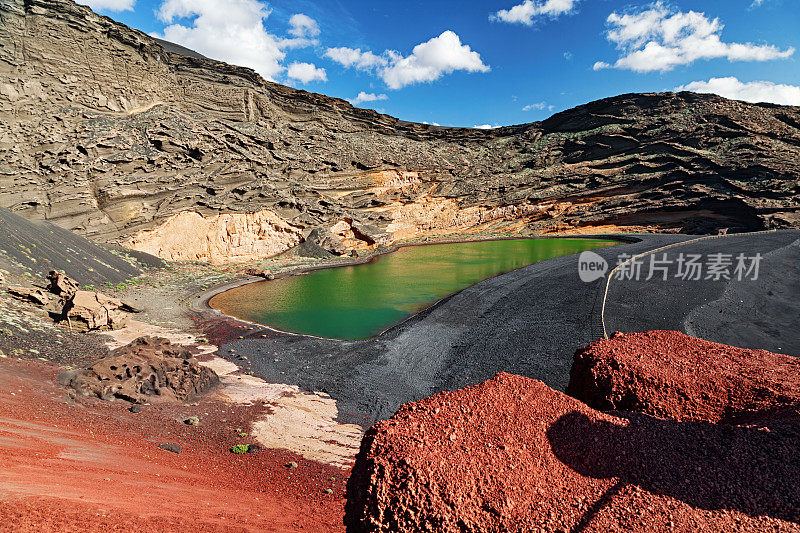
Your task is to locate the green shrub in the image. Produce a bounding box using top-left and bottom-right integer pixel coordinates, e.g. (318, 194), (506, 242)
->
(230, 444), (249, 454)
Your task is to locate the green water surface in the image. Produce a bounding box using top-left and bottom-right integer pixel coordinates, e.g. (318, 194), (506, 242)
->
(209, 238), (617, 339)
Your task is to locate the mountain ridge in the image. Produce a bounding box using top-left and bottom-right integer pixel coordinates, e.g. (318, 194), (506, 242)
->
(1, 0), (798, 261)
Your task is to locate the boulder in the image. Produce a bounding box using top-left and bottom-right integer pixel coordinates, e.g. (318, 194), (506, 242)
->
(69, 336), (219, 404)
(237, 267), (274, 279)
(346, 373), (800, 532)
(158, 443), (181, 454)
(60, 290), (140, 331)
(7, 285), (51, 306)
(567, 330), (800, 424)
(305, 227), (348, 256)
(351, 221), (391, 246)
(46, 270), (80, 297)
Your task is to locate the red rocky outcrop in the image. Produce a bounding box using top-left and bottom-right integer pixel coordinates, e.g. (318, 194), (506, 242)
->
(346, 350), (800, 531)
(567, 330), (800, 424)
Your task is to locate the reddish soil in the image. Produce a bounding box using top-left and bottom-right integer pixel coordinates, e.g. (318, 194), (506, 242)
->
(0, 358), (347, 532)
(568, 330), (800, 424)
(346, 372), (800, 532)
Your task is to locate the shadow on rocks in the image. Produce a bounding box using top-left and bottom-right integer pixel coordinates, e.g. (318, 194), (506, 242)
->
(546, 411), (800, 530)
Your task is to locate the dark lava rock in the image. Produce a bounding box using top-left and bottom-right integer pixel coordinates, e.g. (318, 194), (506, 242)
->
(158, 443), (181, 454)
(69, 337), (219, 404)
(129, 405), (143, 414)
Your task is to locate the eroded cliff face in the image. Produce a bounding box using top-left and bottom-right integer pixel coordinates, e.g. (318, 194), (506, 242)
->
(1, 0), (799, 261)
(124, 210), (303, 263)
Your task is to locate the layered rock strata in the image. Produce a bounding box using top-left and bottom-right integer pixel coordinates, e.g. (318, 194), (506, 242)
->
(1, 0), (799, 262)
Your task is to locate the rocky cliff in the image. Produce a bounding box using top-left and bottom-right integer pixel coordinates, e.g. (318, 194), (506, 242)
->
(1, 0), (799, 262)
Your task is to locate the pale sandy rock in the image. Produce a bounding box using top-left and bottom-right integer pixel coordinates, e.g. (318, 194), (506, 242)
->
(202, 352), (363, 468)
(103, 320), (217, 357)
(7, 285), (51, 306)
(62, 290), (137, 331)
(46, 270), (80, 297)
(251, 392), (364, 469)
(124, 210), (303, 264)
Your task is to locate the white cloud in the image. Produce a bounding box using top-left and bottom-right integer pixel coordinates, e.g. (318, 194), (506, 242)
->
(676, 77), (800, 106)
(347, 92), (388, 105)
(286, 62), (327, 83)
(522, 101), (553, 111)
(324, 47), (388, 70)
(422, 121), (441, 126)
(154, 0), (320, 81)
(597, 2), (794, 73)
(382, 31), (489, 89)
(325, 31), (489, 90)
(288, 14), (319, 38)
(281, 13), (320, 49)
(83, 0), (135, 11)
(492, 0), (578, 25)
(593, 61), (611, 70)
(473, 124), (499, 129)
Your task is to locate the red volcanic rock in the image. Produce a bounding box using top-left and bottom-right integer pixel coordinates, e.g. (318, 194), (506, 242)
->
(567, 330), (800, 424)
(345, 373), (799, 532)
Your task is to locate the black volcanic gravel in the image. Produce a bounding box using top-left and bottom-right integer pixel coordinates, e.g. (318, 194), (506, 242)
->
(202, 231), (800, 427)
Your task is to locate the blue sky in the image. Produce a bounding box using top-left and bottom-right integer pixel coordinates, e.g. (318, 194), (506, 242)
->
(85, 0), (799, 128)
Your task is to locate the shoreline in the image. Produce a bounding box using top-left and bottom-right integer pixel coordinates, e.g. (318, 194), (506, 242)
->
(191, 232), (644, 340)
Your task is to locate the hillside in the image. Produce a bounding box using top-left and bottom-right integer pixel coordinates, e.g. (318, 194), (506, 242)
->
(1, 0), (799, 261)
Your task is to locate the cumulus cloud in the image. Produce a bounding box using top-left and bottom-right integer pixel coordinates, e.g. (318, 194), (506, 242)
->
(154, 0), (320, 81)
(492, 0), (578, 25)
(347, 92), (388, 105)
(473, 124), (499, 129)
(288, 14), (319, 38)
(286, 62), (327, 83)
(325, 31), (489, 90)
(281, 13), (320, 49)
(676, 77), (800, 106)
(596, 2), (794, 73)
(522, 101), (553, 111)
(324, 47), (388, 70)
(83, 0), (135, 11)
(382, 31), (489, 89)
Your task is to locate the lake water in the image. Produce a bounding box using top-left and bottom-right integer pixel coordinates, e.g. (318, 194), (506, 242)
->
(209, 238), (618, 339)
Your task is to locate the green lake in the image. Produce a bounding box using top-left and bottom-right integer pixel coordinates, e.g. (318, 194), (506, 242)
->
(209, 238), (618, 340)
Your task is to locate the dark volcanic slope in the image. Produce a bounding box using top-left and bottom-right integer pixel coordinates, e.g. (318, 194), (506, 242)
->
(0, 206), (146, 285)
(1, 0), (799, 246)
(205, 231), (799, 425)
(604, 230), (800, 356)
